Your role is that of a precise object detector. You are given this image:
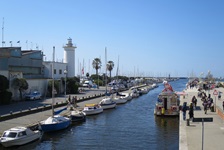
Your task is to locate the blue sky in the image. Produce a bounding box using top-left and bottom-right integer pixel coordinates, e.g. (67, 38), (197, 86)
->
(1, 0), (224, 77)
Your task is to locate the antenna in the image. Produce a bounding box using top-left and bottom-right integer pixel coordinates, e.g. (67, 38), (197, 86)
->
(2, 17), (4, 47)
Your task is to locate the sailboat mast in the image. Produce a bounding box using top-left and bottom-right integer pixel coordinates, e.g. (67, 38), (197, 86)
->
(116, 56), (119, 81)
(52, 46), (55, 116)
(2, 17), (4, 47)
(105, 47), (107, 92)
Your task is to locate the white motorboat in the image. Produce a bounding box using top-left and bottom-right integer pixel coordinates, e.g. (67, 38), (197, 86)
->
(99, 97), (116, 110)
(112, 97), (127, 104)
(140, 87), (149, 94)
(117, 92), (132, 101)
(130, 89), (139, 98)
(82, 104), (103, 115)
(0, 126), (41, 147)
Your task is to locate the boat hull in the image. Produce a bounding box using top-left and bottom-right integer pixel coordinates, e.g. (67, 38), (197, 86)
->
(70, 110), (86, 122)
(40, 116), (71, 132)
(100, 103), (116, 110)
(82, 108), (103, 116)
(1, 131), (41, 147)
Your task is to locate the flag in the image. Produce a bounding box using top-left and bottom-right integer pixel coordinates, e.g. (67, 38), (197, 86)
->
(17, 41), (20, 43)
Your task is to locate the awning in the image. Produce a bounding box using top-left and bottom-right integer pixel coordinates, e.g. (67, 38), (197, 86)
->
(176, 91), (187, 96)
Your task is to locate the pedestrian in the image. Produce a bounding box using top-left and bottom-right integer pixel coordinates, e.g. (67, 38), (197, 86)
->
(222, 101), (224, 111)
(203, 100), (208, 114)
(189, 103), (194, 120)
(194, 98), (197, 108)
(68, 95), (71, 104)
(74, 96), (78, 107)
(72, 96), (75, 104)
(192, 96), (197, 109)
(182, 102), (187, 120)
(218, 91), (222, 100)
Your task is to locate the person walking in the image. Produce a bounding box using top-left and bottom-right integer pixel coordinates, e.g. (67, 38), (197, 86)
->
(182, 102), (187, 120)
(218, 91), (222, 100)
(74, 96), (78, 107)
(222, 101), (224, 111)
(203, 100), (208, 114)
(189, 103), (194, 120)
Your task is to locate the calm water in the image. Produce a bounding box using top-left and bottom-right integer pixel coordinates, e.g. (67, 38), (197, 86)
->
(1, 79), (187, 150)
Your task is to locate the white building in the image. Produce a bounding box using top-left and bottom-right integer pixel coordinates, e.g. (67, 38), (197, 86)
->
(43, 61), (67, 79)
(63, 38), (77, 77)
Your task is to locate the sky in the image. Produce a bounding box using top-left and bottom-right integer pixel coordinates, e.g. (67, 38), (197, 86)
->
(1, 0), (224, 77)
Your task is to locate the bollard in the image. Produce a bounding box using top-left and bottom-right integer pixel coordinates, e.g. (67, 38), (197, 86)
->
(186, 119), (190, 126)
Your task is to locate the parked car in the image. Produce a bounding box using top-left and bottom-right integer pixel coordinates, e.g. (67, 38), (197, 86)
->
(25, 91), (42, 100)
(82, 80), (94, 88)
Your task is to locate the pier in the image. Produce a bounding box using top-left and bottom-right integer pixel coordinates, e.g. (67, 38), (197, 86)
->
(179, 87), (224, 150)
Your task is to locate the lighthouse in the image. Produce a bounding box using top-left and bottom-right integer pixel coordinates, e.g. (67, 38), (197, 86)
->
(63, 38), (77, 77)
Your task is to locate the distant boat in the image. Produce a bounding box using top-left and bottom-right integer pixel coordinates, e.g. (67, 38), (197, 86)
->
(0, 126), (41, 147)
(112, 96), (127, 104)
(39, 47), (71, 132)
(154, 81), (180, 116)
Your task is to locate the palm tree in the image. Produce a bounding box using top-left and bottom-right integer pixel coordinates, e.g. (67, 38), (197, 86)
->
(107, 60), (114, 79)
(92, 58), (102, 75)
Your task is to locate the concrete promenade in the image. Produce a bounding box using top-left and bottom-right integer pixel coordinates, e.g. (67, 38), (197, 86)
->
(179, 87), (224, 150)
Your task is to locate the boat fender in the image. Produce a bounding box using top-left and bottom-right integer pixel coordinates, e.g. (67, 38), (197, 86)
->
(162, 108), (165, 115)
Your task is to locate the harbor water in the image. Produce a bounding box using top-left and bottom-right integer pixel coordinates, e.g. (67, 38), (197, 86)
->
(1, 79), (187, 150)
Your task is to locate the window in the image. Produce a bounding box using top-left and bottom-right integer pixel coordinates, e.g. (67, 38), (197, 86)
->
(54, 69), (56, 74)
(59, 69), (62, 74)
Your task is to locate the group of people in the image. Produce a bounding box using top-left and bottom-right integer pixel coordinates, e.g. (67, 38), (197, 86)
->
(181, 101), (194, 121)
(68, 95), (78, 108)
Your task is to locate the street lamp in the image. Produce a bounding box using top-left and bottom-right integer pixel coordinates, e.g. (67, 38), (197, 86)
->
(64, 70), (67, 101)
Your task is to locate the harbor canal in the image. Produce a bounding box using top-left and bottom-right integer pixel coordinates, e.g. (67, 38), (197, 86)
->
(0, 79), (187, 150)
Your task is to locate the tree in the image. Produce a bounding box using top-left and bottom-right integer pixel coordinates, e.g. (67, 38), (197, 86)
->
(47, 80), (60, 97)
(107, 60), (114, 79)
(92, 58), (102, 75)
(67, 78), (79, 94)
(0, 75), (12, 104)
(11, 78), (28, 100)
(0, 75), (9, 92)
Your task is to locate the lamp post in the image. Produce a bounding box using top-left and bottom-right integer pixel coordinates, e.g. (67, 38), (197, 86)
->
(64, 70), (67, 101)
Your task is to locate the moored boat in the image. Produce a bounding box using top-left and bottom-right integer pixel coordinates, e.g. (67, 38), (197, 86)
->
(69, 109), (86, 123)
(112, 96), (127, 104)
(82, 104), (103, 115)
(154, 81), (180, 116)
(40, 115), (71, 132)
(0, 126), (41, 147)
(99, 97), (116, 110)
(40, 48), (71, 132)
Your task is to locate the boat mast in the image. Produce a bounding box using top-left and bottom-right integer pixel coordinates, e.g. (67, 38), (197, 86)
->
(52, 46), (55, 116)
(105, 47), (107, 93)
(116, 55), (119, 81)
(2, 17), (4, 47)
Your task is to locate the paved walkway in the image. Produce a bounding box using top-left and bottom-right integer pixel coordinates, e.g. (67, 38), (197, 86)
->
(0, 87), (106, 116)
(179, 87), (224, 150)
